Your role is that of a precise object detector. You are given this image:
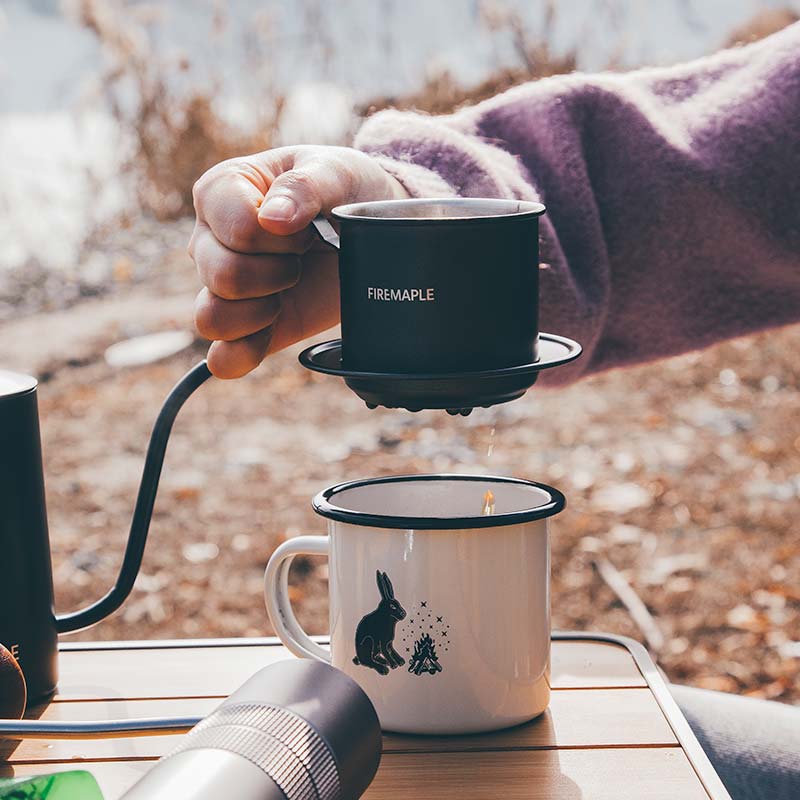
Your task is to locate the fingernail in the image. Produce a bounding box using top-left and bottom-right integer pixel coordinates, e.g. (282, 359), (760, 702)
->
(259, 195), (297, 222)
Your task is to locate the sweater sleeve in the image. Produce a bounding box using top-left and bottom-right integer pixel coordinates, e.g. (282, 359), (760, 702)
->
(354, 23), (800, 384)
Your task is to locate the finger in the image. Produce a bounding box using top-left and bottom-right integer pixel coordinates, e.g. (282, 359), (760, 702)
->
(194, 288), (281, 342)
(264, 250), (341, 353)
(205, 250), (340, 379)
(192, 160), (314, 254)
(207, 329), (273, 380)
(190, 224), (301, 300)
(257, 152), (359, 236)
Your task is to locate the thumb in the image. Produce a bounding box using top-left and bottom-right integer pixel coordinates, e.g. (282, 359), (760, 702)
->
(257, 155), (357, 236)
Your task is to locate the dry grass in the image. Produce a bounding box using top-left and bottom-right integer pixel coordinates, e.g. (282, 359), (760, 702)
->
(71, 1), (799, 224)
(725, 7), (799, 47)
(72, 0), (583, 219)
(361, 1), (576, 116)
(70, 0), (282, 219)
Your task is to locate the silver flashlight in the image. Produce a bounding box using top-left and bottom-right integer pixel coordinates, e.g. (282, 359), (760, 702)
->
(120, 659), (381, 800)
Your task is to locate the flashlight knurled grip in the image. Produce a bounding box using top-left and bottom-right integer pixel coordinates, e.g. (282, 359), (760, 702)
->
(168, 702), (341, 800)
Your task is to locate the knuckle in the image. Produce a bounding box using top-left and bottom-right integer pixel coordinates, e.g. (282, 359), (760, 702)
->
(237, 159), (269, 188)
(209, 256), (247, 300)
(222, 212), (259, 253)
(282, 169), (318, 198)
(194, 293), (226, 339)
(191, 175), (207, 208)
(328, 153), (357, 190)
(191, 167), (217, 211)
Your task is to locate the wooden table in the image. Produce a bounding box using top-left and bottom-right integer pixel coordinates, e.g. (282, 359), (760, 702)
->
(1, 633), (730, 799)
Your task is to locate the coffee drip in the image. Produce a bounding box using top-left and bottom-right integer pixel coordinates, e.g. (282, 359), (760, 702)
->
(481, 489), (495, 516)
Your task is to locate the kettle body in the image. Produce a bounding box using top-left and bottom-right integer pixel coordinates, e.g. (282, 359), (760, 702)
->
(0, 372), (58, 701)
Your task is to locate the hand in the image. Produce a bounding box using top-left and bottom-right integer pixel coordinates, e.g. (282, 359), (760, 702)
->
(189, 145), (408, 378)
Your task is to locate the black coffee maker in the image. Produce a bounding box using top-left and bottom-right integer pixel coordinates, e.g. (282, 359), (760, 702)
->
(1, 199), (580, 702)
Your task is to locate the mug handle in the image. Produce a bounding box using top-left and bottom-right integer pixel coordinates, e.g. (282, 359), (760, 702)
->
(264, 536), (331, 662)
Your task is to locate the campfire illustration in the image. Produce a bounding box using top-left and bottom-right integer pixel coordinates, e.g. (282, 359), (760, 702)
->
(398, 599), (449, 676)
(408, 633), (442, 676)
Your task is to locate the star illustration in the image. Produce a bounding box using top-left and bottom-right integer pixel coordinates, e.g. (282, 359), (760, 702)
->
(436, 616), (443, 623)
(420, 601), (427, 608)
(442, 630), (448, 637)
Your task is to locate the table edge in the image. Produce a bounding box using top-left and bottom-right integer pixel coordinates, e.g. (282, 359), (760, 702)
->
(566, 632), (731, 800)
(57, 631), (731, 800)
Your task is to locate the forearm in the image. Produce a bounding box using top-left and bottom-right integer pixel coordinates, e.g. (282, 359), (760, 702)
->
(355, 23), (800, 383)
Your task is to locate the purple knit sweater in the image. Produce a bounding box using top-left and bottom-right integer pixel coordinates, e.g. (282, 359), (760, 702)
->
(354, 24), (800, 384)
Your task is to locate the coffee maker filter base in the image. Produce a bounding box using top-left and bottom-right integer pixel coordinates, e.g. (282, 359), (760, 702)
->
(299, 333), (582, 413)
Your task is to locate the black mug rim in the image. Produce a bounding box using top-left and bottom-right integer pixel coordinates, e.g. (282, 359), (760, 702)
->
(0, 369), (37, 403)
(312, 473), (565, 530)
(332, 197), (546, 224)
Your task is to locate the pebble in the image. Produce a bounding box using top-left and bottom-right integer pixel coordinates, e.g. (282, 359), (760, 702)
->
(182, 542), (220, 563)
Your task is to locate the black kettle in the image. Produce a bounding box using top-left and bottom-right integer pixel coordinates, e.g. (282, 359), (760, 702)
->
(0, 362), (211, 701)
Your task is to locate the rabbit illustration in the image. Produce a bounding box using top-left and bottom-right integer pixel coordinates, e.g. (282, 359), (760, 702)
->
(353, 571), (407, 676)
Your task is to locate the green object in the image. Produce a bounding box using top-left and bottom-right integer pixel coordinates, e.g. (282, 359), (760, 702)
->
(0, 772), (104, 799)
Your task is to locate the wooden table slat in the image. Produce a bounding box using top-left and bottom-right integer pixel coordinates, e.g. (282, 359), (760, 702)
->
(550, 640), (647, 688)
(4, 687), (676, 764)
(367, 749), (709, 800)
(3, 748), (709, 800)
(52, 640), (645, 702)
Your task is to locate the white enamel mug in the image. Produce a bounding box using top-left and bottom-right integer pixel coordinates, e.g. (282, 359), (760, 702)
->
(264, 474), (564, 734)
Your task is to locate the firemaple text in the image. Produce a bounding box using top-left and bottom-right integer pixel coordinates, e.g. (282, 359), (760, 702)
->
(367, 287), (435, 302)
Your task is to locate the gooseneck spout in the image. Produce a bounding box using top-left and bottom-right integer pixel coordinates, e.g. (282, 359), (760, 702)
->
(56, 361), (213, 633)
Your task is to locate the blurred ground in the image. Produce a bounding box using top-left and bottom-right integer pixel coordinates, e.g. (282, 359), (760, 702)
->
(3, 219), (798, 704)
